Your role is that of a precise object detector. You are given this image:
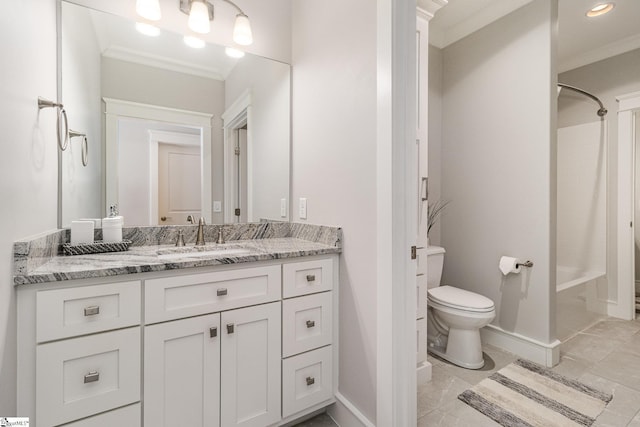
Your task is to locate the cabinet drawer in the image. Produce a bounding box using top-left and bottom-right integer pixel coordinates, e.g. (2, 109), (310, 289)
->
(36, 281), (141, 342)
(36, 328), (140, 427)
(282, 346), (333, 418)
(283, 292), (332, 357)
(145, 265), (281, 323)
(62, 403), (140, 427)
(283, 259), (333, 298)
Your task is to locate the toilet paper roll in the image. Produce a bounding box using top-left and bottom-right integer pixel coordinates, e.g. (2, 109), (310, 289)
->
(499, 256), (521, 275)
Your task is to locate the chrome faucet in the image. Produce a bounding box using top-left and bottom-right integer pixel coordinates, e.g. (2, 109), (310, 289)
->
(186, 215), (195, 224)
(196, 218), (206, 245)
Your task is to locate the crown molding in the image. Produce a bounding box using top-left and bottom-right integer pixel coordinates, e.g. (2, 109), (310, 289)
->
(416, 0), (448, 21)
(102, 45), (227, 81)
(559, 33), (640, 73)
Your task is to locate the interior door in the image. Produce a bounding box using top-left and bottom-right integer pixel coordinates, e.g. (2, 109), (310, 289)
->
(158, 143), (201, 225)
(234, 128), (248, 223)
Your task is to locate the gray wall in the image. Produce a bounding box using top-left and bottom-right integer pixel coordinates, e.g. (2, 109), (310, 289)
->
(558, 49), (640, 297)
(440, 0), (557, 343)
(0, 0), (59, 414)
(291, 0), (378, 421)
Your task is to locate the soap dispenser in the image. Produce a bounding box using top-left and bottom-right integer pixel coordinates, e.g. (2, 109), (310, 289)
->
(102, 205), (124, 242)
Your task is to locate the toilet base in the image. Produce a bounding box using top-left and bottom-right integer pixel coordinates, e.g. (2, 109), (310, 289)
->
(427, 326), (486, 370)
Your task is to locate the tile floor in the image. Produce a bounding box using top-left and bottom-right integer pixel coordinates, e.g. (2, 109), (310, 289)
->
(419, 316), (640, 426)
(298, 317), (640, 426)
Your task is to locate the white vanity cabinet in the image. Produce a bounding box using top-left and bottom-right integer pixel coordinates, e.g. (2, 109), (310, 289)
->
(17, 255), (338, 427)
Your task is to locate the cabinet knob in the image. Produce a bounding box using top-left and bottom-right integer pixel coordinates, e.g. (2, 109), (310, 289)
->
(306, 274), (316, 282)
(84, 306), (100, 316)
(84, 371), (100, 384)
(306, 376), (315, 386)
(209, 327), (218, 338)
(227, 323), (235, 334)
(306, 320), (315, 328)
(216, 288), (228, 296)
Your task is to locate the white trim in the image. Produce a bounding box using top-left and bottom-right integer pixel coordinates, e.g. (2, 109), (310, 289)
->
(480, 324), (561, 367)
(102, 45), (226, 81)
(328, 392), (375, 427)
(222, 90), (252, 223)
(416, 0), (448, 21)
(559, 33), (640, 74)
(103, 98), (213, 223)
(615, 90), (640, 320)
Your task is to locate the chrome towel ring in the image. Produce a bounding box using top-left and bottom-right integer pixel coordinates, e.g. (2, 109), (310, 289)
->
(69, 130), (89, 167)
(38, 97), (69, 151)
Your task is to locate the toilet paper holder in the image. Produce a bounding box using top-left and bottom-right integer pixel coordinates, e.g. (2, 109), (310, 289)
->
(516, 260), (534, 268)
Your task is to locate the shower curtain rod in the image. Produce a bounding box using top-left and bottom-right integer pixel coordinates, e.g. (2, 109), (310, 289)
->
(557, 83), (608, 117)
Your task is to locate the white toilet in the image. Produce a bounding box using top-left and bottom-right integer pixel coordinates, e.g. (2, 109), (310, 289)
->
(426, 246), (496, 369)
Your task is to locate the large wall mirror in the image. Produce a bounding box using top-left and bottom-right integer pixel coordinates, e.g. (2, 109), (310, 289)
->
(59, 0), (290, 227)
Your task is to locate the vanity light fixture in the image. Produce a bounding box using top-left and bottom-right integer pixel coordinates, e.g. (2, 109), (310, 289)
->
(225, 47), (245, 58)
(136, 0), (162, 21)
(179, 0), (253, 45)
(183, 35), (206, 48)
(135, 22), (161, 37)
(586, 2), (615, 17)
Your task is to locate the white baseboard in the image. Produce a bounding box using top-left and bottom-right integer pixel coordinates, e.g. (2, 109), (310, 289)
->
(480, 324), (561, 367)
(417, 361), (432, 385)
(328, 392), (375, 427)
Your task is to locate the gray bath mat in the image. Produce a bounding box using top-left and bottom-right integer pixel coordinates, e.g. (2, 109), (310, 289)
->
(458, 359), (612, 427)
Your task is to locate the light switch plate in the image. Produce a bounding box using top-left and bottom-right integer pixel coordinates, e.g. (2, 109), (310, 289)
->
(299, 198), (307, 220)
(213, 201), (222, 212)
(280, 198), (287, 217)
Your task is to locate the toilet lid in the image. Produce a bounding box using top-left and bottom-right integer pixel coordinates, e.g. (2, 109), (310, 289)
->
(428, 285), (495, 312)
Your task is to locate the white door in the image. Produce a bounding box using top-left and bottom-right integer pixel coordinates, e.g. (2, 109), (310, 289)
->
(221, 302), (281, 427)
(158, 142), (201, 225)
(144, 314), (221, 427)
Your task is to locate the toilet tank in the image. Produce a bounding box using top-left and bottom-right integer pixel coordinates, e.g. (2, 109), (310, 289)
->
(425, 246), (446, 289)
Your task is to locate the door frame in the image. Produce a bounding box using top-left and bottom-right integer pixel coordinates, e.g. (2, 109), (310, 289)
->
(149, 130), (201, 225)
(616, 90), (640, 320)
(104, 98), (213, 223)
(222, 90), (253, 223)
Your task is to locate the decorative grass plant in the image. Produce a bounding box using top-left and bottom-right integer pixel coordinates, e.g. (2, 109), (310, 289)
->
(427, 200), (450, 237)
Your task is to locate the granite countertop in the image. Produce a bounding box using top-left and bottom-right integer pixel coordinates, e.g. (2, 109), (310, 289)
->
(14, 223), (342, 286)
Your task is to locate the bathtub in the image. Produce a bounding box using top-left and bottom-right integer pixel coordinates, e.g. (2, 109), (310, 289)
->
(556, 265), (607, 342)
(556, 265), (605, 292)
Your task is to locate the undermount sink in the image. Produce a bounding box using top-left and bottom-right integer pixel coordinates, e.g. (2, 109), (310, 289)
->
(157, 244), (258, 260)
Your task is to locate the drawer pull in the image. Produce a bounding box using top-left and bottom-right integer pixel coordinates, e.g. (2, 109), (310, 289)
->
(210, 327), (218, 338)
(306, 376), (315, 386)
(227, 323), (235, 334)
(306, 274), (316, 282)
(84, 371), (100, 384)
(306, 320), (316, 328)
(84, 306), (100, 316)
(216, 288), (228, 296)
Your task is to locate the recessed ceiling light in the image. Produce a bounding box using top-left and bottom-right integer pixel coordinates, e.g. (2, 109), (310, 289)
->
(135, 22), (160, 37)
(183, 35), (206, 49)
(586, 2), (615, 17)
(225, 47), (245, 58)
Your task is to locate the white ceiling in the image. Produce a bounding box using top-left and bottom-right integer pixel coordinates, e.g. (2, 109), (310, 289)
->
(425, 0), (640, 73)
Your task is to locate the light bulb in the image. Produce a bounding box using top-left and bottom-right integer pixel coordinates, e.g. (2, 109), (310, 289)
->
(188, 1), (211, 34)
(184, 35), (206, 49)
(233, 14), (253, 46)
(135, 22), (161, 37)
(225, 47), (245, 58)
(136, 0), (161, 21)
(586, 3), (615, 17)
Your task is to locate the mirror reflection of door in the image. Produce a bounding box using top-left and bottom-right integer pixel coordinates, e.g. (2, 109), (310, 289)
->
(234, 127), (248, 223)
(158, 143), (201, 225)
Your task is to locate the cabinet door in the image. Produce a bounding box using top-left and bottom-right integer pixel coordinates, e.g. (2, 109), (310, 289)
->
(221, 302), (281, 427)
(144, 313), (220, 427)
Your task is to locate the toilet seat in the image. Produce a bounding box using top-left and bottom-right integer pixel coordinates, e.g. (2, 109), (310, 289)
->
(428, 285), (495, 313)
